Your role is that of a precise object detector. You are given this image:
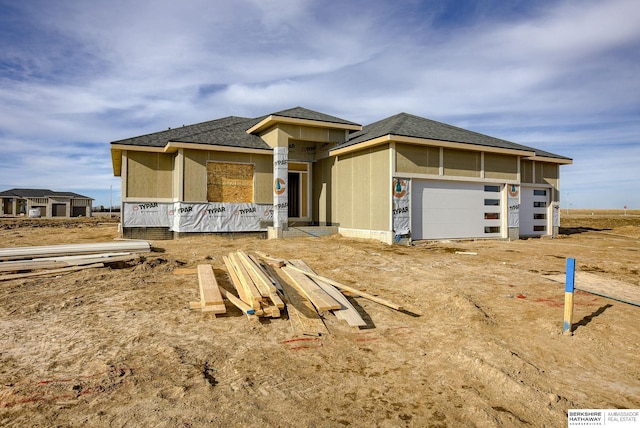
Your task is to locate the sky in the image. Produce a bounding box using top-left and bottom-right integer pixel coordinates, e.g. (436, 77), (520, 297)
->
(0, 0), (638, 209)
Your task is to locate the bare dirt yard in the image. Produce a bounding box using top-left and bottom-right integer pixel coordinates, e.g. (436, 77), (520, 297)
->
(1, 210), (639, 427)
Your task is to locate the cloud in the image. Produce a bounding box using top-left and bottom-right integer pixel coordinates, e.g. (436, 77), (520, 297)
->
(0, 0), (638, 208)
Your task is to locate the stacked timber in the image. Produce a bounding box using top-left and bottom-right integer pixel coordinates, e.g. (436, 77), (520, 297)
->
(223, 251), (285, 319)
(191, 251), (404, 333)
(0, 241), (151, 281)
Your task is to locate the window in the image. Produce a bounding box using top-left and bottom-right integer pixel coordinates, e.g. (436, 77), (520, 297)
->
(485, 226), (500, 233)
(534, 225), (546, 232)
(484, 212), (500, 220)
(484, 199), (500, 206)
(484, 185), (500, 192)
(533, 213), (546, 220)
(533, 189), (547, 196)
(533, 201), (547, 208)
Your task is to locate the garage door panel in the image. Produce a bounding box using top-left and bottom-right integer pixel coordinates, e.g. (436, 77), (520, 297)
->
(520, 187), (549, 236)
(412, 180), (500, 240)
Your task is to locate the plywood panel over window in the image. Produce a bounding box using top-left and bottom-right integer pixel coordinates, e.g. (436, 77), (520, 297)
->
(207, 162), (254, 202)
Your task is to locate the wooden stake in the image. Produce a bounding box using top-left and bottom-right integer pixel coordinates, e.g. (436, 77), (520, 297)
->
(563, 258), (576, 336)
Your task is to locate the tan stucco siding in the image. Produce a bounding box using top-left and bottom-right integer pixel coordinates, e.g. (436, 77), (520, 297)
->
(520, 160), (534, 183)
(540, 163), (560, 201)
(395, 143), (439, 175)
(260, 125), (346, 161)
(126, 151), (173, 198)
(312, 157), (336, 224)
(182, 149), (272, 203)
(443, 148), (481, 178)
(336, 145), (390, 231)
(484, 153), (518, 180)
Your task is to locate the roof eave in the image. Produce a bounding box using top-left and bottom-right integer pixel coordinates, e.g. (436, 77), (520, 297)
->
(525, 155), (573, 164)
(246, 115), (362, 135)
(330, 134), (536, 157)
(164, 141), (272, 155)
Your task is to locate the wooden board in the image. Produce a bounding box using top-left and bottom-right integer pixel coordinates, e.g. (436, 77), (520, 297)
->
(0, 241), (150, 261)
(285, 264), (403, 311)
(289, 260), (367, 328)
(235, 251), (284, 308)
(545, 272), (640, 307)
(223, 255), (262, 312)
(228, 253), (263, 305)
(0, 260), (68, 273)
(275, 267), (329, 336)
(249, 254), (285, 294)
(0, 263), (105, 281)
(281, 266), (341, 311)
(254, 251), (286, 267)
(196, 265), (226, 314)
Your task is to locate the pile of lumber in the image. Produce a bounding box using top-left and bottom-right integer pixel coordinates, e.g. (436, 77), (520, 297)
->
(0, 241), (151, 281)
(188, 250), (404, 332)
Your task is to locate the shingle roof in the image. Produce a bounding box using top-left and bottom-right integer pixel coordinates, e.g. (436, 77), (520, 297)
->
(336, 113), (571, 160)
(270, 106), (361, 127)
(0, 188), (92, 199)
(111, 116), (270, 150)
(111, 107), (570, 161)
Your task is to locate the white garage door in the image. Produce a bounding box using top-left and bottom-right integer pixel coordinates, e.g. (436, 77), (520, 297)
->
(520, 187), (550, 236)
(411, 181), (503, 240)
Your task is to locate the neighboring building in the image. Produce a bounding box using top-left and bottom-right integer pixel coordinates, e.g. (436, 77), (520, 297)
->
(0, 188), (93, 218)
(110, 107), (572, 243)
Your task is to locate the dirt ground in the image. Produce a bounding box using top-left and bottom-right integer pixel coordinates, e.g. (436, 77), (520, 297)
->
(1, 211), (638, 427)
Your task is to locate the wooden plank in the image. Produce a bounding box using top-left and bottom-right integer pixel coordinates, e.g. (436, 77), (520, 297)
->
(281, 266), (342, 311)
(0, 260), (68, 273)
(254, 251), (286, 267)
(65, 254), (140, 266)
(196, 265), (226, 314)
(229, 253), (263, 304)
(223, 255), (262, 312)
(236, 251), (276, 295)
(285, 264), (404, 311)
(236, 252), (285, 309)
(0, 263), (105, 281)
(545, 272), (640, 307)
(289, 260), (366, 328)
(0, 241), (151, 261)
(248, 254), (284, 293)
(218, 286), (255, 315)
(275, 267), (329, 336)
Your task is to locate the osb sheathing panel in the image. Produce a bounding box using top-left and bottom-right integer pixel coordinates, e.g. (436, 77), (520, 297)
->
(126, 152), (173, 198)
(336, 145), (390, 230)
(443, 149), (481, 178)
(395, 144), (439, 175)
(207, 162), (254, 203)
(484, 153), (518, 180)
(183, 149), (272, 203)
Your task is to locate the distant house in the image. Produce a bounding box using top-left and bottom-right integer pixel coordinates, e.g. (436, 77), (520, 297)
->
(0, 188), (93, 218)
(110, 106), (572, 243)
